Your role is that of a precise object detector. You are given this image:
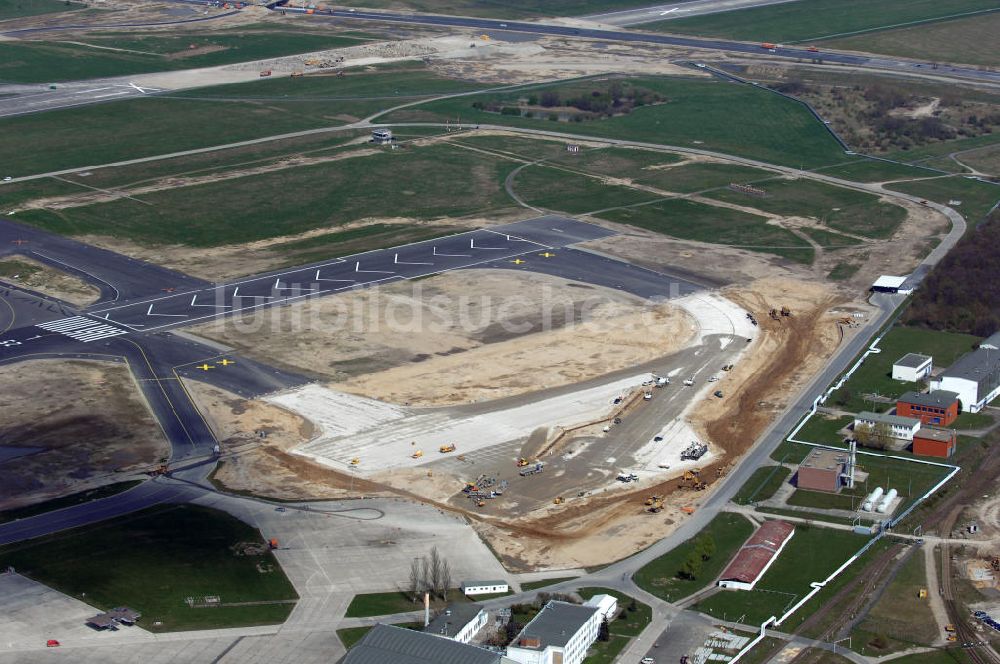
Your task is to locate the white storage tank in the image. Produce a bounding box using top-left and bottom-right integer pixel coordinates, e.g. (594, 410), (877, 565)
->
(877, 488), (898, 514)
(862, 486), (884, 512)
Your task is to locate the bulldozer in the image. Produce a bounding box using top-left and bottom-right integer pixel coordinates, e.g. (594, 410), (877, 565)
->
(411, 450), (423, 459)
(644, 495), (663, 506)
(516, 458), (530, 467)
(439, 444), (456, 453)
(350, 458), (360, 466)
(647, 497), (665, 513)
(553, 496), (565, 505)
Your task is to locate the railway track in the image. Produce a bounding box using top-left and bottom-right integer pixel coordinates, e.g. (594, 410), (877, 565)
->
(940, 507), (1000, 664)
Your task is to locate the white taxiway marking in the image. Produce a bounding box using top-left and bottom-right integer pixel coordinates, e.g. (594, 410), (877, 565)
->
(394, 253), (433, 266)
(432, 246), (471, 257)
(147, 304), (187, 317)
(355, 261), (394, 274)
(190, 294), (231, 309)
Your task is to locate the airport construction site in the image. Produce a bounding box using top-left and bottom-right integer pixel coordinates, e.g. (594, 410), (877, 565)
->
(195, 273), (858, 570)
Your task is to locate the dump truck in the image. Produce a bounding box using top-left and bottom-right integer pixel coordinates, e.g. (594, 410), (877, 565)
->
(439, 444), (456, 453)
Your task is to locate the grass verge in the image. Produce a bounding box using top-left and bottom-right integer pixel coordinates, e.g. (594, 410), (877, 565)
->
(0, 504), (298, 631)
(635, 512), (754, 602)
(733, 466), (792, 504)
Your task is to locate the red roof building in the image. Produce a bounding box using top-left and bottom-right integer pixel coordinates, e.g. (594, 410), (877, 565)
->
(717, 520), (795, 591)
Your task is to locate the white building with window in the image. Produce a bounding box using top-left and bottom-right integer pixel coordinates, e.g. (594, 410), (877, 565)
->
(930, 332), (1000, 413)
(506, 601), (602, 664)
(461, 580), (509, 596)
(853, 411), (921, 441)
(424, 604), (488, 644)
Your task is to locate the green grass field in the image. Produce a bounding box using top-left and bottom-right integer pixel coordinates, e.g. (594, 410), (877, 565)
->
(856, 548), (937, 649)
(786, 451), (952, 514)
(584, 634), (630, 664)
(513, 165), (658, 213)
(648, 0), (1000, 43)
(0, 65), (483, 176)
(813, 159), (945, 184)
(598, 199), (815, 263)
(694, 524), (868, 625)
(519, 576), (578, 591)
(794, 415), (854, 446)
(16, 144), (514, 247)
(270, 224), (464, 268)
(830, 327), (981, 413)
(635, 512), (754, 602)
(732, 465), (791, 504)
(345, 591), (427, 618)
(382, 76), (849, 169)
(0, 0), (84, 20)
(0, 505), (298, 631)
(0, 32), (368, 84)
(706, 178), (908, 239)
(825, 12), (1000, 70)
(887, 177), (1000, 227)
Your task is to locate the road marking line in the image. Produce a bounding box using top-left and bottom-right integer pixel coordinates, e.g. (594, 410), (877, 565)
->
(393, 253), (433, 266)
(190, 294), (231, 309)
(432, 246), (471, 257)
(355, 261), (394, 274)
(147, 304), (187, 318)
(314, 269), (355, 283)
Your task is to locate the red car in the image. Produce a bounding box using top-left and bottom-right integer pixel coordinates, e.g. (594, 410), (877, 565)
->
(46, 640), (60, 648)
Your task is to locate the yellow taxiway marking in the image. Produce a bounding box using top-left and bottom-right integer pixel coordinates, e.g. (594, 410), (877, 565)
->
(218, 358), (236, 366)
(512, 258), (526, 265)
(539, 252), (555, 258)
(196, 363), (215, 371)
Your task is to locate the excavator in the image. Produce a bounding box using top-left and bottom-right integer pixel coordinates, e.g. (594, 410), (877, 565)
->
(439, 444), (456, 453)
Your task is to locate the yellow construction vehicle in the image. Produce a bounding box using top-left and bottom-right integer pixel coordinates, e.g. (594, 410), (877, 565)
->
(644, 495), (662, 506)
(411, 450), (423, 459)
(350, 458), (360, 466)
(440, 444), (456, 453)
(553, 496), (565, 505)
(647, 497), (665, 513)
(516, 458), (530, 467)
(476, 499), (486, 507)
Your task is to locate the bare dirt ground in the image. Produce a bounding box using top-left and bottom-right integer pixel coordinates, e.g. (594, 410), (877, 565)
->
(191, 269), (694, 404)
(0, 360), (168, 511)
(0, 254), (100, 306)
(461, 276), (857, 570)
(182, 379), (391, 500)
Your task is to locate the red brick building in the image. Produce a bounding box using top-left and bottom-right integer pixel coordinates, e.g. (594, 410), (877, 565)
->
(896, 390), (960, 427)
(912, 427), (958, 458)
(796, 448), (846, 493)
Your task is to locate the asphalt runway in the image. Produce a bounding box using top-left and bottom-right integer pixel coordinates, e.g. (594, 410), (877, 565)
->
(582, 0), (799, 27)
(85, 216), (617, 332)
(0, 218), (209, 305)
(478, 246), (702, 299)
(0, 80), (166, 119)
(302, 7), (1000, 87)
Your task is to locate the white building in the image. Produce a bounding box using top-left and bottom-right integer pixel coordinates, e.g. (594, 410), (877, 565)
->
(424, 604), (488, 644)
(871, 275), (914, 295)
(370, 129), (394, 144)
(892, 353), (933, 382)
(930, 332), (1000, 413)
(583, 594), (617, 622)
(854, 411), (921, 441)
(505, 601), (601, 664)
(461, 580), (509, 596)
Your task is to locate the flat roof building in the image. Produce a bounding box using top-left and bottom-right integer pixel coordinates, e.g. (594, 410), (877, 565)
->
(930, 336), (1000, 413)
(717, 521), (795, 591)
(854, 411), (921, 441)
(892, 353), (933, 382)
(796, 447), (848, 493)
(872, 275), (914, 295)
(461, 580), (509, 596)
(897, 390), (959, 426)
(913, 427), (958, 458)
(424, 603), (488, 644)
(339, 623), (515, 664)
(506, 601), (602, 664)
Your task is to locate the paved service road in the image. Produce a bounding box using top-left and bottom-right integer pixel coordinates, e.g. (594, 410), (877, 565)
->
(0, 218), (209, 304)
(582, 0), (798, 27)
